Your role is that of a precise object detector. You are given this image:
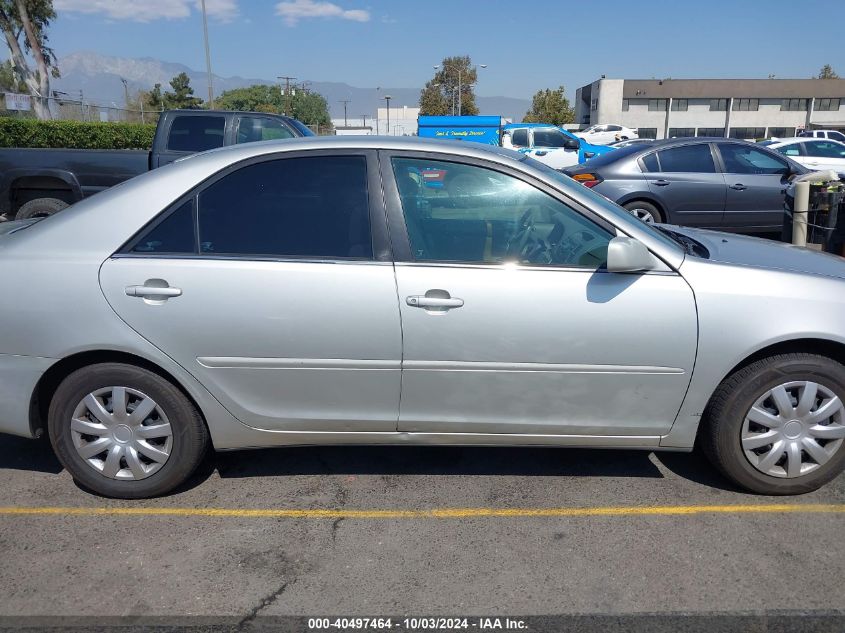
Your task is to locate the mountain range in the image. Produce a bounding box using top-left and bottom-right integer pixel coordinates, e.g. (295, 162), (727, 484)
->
(46, 51), (531, 120)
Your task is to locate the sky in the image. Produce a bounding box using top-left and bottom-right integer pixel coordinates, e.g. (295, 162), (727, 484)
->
(45, 0), (845, 98)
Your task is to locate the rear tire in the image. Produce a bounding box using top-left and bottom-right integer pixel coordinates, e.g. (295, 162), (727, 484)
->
(701, 353), (845, 495)
(15, 197), (69, 220)
(48, 363), (209, 499)
(623, 200), (663, 224)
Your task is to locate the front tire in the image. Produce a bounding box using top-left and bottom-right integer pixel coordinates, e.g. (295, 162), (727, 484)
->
(48, 363), (209, 499)
(702, 353), (845, 495)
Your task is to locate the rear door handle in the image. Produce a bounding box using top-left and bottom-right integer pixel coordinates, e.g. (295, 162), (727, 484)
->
(730, 183), (748, 191)
(407, 296), (464, 309)
(653, 179), (670, 186)
(534, 151), (548, 156)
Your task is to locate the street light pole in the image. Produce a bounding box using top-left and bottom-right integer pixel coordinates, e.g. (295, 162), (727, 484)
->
(383, 95), (392, 136)
(200, 0), (215, 108)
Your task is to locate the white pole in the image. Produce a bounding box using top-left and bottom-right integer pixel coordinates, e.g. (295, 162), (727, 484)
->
(201, 0), (215, 108)
(793, 181), (810, 247)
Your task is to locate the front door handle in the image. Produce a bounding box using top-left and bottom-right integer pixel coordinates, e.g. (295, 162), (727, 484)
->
(730, 183), (748, 191)
(407, 296), (464, 309)
(653, 179), (670, 186)
(534, 150), (548, 157)
(125, 283), (182, 299)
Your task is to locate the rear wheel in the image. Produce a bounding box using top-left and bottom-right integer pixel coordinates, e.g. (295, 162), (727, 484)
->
(15, 197), (69, 220)
(702, 354), (845, 495)
(623, 200), (662, 224)
(48, 363), (209, 498)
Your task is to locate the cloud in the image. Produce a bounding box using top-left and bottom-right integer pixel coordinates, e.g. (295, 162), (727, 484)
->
(54, 0), (239, 23)
(275, 0), (370, 26)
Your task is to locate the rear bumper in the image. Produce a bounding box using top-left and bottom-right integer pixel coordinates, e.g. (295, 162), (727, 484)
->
(0, 354), (56, 438)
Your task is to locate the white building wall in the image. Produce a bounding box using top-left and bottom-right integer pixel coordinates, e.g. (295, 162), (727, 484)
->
(374, 105), (419, 136)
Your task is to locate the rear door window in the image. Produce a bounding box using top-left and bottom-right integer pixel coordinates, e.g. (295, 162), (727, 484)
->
(166, 115), (226, 152)
(511, 129), (529, 148)
(655, 144), (716, 173)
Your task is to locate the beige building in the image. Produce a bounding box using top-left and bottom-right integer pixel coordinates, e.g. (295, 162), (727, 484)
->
(575, 78), (845, 140)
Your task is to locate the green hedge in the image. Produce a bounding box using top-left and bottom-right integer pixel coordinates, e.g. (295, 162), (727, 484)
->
(0, 118), (156, 150)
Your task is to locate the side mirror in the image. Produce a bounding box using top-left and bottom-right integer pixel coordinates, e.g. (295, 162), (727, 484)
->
(606, 236), (657, 273)
(564, 138), (580, 150)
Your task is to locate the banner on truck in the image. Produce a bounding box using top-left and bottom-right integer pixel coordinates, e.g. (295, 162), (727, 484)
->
(4, 93), (31, 111)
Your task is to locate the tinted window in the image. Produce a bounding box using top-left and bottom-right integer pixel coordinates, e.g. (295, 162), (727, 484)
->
(511, 129), (529, 147)
(532, 129), (569, 148)
(392, 157), (612, 268)
(607, 125), (622, 131)
(131, 200), (196, 254)
(236, 117), (295, 143)
(829, 131), (845, 143)
(774, 144), (802, 157)
(167, 115), (225, 152)
(805, 141), (845, 158)
(197, 156), (372, 259)
(718, 144), (788, 175)
(641, 153), (659, 172)
(656, 144), (716, 173)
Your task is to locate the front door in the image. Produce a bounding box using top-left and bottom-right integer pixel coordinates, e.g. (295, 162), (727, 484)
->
(716, 142), (791, 231)
(100, 152), (402, 432)
(641, 143), (727, 228)
(528, 128), (580, 169)
(385, 153), (698, 437)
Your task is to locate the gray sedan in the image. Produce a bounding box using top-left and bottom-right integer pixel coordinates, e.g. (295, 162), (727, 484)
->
(0, 136), (843, 498)
(564, 137), (806, 230)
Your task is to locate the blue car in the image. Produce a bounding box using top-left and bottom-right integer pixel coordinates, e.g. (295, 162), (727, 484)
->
(502, 123), (614, 169)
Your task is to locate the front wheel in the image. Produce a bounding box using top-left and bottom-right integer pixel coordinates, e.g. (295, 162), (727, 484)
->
(702, 353), (845, 495)
(48, 363), (209, 498)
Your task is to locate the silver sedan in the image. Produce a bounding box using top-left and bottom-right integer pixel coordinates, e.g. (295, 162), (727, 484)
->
(1, 136), (844, 498)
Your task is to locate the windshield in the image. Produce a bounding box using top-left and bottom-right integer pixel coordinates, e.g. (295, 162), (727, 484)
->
(290, 119), (315, 136)
(521, 156), (682, 252)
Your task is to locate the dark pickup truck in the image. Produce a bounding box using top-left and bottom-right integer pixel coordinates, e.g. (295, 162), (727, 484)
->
(0, 109), (313, 220)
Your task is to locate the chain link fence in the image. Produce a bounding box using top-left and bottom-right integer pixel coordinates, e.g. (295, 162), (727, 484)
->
(1, 94), (163, 125)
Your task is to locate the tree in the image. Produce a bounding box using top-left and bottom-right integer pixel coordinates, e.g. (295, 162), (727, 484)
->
(215, 83), (332, 128)
(818, 64), (839, 79)
(523, 86), (575, 125)
(163, 72), (203, 110)
(0, 0), (60, 120)
(419, 55), (479, 116)
(0, 59), (26, 93)
(419, 80), (448, 116)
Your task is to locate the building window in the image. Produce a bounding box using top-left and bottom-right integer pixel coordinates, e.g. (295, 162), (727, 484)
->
(697, 128), (725, 137)
(670, 99), (688, 111)
(637, 128), (658, 139)
(768, 127), (796, 138)
(648, 99), (667, 112)
(781, 98), (808, 111)
(668, 128), (695, 138)
(816, 98), (841, 112)
(732, 98), (759, 111)
(729, 127), (766, 140)
(622, 99), (629, 111)
(710, 98), (729, 111)
(590, 99), (598, 111)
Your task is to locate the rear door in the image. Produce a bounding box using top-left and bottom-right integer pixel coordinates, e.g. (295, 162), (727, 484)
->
(641, 143), (727, 227)
(716, 142), (792, 231)
(100, 151), (402, 432)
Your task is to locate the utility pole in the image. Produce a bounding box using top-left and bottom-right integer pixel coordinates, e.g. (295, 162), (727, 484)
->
(339, 99), (351, 127)
(200, 0), (215, 108)
(361, 114), (368, 128)
(277, 75), (297, 116)
(120, 77), (130, 108)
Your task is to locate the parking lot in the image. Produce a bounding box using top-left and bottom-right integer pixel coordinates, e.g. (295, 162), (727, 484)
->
(1, 434), (843, 621)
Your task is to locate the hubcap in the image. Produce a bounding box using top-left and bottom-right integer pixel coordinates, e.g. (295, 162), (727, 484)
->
(628, 208), (656, 223)
(70, 386), (173, 481)
(741, 381), (845, 478)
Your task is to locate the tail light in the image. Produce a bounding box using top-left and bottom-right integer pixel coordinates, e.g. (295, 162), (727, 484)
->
(571, 173), (603, 188)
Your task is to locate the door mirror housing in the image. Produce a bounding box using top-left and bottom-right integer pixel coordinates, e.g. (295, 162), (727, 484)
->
(564, 137), (580, 150)
(606, 236), (658, 273)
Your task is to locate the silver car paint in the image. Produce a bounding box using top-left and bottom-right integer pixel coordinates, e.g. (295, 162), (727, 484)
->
(1, 136), (845, 453)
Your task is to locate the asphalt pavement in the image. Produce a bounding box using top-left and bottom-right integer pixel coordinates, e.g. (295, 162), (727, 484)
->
(0, 433), (843, 624)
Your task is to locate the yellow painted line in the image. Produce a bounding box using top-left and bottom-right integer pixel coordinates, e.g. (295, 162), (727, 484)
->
(0, 504), (842, 519)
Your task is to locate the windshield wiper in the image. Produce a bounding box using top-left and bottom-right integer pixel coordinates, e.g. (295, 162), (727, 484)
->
(655, 226), (705, 257)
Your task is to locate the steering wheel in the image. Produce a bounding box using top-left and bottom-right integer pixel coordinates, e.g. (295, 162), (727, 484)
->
(555, 229), (604, 267)
(506, 208), (540, 260)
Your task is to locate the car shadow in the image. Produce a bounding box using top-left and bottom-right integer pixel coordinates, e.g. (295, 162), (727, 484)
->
(0, 435), (742, 496)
